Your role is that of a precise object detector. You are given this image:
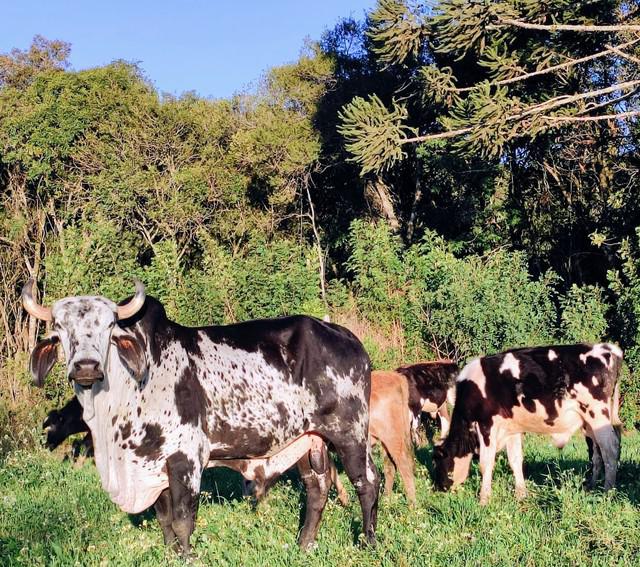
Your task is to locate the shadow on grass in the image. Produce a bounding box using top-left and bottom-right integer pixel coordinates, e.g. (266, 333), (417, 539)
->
(413, 435), (640, 506)
(0, 537), (20, 564)
(127, 466), (248, 527)
(523, 452), (640, 505)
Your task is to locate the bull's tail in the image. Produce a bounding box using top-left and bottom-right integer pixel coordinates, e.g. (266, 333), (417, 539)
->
(611, 380), (622, 428)
(607, 344), (623, 429)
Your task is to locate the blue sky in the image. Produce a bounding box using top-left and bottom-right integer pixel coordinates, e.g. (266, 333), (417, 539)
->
(2, 0), (375, 98)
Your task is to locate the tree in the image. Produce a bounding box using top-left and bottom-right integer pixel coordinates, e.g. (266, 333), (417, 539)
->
(340, 0), (640, 172)
(0, 35), (70, 88)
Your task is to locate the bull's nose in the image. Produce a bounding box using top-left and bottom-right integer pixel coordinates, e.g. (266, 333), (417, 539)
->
(70, 359), (104, 385)
(74, 359), (100, 374)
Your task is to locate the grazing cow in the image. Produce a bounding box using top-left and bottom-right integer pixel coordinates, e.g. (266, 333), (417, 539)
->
(396, 361), (458, 442)
(43, 397), (93, 459)
(23, 280), (379, 554)
(433, 344), (622, 504)
(369, 370), (416, 504)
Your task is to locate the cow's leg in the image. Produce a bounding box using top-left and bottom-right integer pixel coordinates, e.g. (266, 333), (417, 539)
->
(585, 435), (603, 489)
(389, 442), (416, 506)
(333, 439), (379, 546)
(297, 443), (331, 550)
(154, 488), (177, 547)
(166, 451), (201, 556)
(582, 406), (621, 491)
(381, 448), (396, 497)
(477, 425), (497, 505)
(329, 459), (349, 506)
(505, 434), (526, 500)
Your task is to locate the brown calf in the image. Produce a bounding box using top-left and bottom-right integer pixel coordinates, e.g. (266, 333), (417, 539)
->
(368, 370), (416, 504)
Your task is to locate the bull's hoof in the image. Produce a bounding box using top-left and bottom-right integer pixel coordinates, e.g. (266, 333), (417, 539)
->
(514, 486), (528, 501)
(478, 494), (491, 506)
(299, 540), (318, 553)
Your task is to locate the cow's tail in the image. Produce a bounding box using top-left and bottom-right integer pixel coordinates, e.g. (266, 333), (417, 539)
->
(399, 374), (415, 455)
(611, 380), (622, 429)
(608, 344), (623, 430)
(608, 344), (623, 436)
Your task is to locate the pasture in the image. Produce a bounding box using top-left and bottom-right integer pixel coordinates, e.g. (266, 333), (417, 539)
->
(1, 433), (639, 566)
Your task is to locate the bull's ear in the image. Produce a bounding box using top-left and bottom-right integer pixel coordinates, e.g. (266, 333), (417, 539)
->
(30, 335), (59, 387)
(112, 334), (147, 383)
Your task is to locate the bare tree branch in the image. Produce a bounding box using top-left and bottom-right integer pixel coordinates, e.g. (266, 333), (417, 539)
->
(402, 81), (640, 145)
(496, 18), (640, 33)
(543, 109), (640, 123)
(455, 39), (640, 93)
(606, 43), (640, 65)
(517, 80), (640, 119)
(402, 127), (473, 144)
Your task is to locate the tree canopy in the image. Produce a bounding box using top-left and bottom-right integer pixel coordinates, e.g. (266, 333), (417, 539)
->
(2, 2), (640, 445)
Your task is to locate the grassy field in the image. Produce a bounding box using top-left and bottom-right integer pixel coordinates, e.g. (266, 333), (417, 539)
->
(1, 433), (640, 567)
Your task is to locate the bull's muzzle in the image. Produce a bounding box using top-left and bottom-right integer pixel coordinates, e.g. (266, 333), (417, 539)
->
(70, 359), (104, 387)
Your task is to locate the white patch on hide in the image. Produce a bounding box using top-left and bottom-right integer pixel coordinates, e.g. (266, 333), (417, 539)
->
(579, 343), (622, 369)
(457, 358), (487, 398)
(499, 353), (520, 379)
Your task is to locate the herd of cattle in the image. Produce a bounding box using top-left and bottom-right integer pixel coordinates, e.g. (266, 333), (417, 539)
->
(22, 280), (624, 554)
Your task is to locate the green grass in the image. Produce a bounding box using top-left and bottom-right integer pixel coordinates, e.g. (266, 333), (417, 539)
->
(1, 434), (640, 566)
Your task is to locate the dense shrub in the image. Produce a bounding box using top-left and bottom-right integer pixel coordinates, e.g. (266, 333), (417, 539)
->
(348, 220), (559, 363)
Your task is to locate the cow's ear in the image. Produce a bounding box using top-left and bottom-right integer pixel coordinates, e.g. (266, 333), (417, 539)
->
(112, 334), (147, 383)
(30, 335), (59, 387)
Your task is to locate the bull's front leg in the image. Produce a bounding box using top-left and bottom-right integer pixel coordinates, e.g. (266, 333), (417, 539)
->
(154, 488), (176, 548)
(165, 451), (202, 556)
(585, 435), (603, 489)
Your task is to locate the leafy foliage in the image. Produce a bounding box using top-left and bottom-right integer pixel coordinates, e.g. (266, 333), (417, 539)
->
(349, 221), (558, 362)
(338, 94), (412, 174)
(2, 17), (640, 451)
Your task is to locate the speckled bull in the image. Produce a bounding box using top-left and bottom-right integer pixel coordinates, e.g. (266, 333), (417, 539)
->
(433, 344), (622, 504)
(23, 280), (379, 554)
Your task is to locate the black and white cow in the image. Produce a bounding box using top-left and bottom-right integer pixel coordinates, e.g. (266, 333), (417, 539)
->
(395, 361), (458, 442)
(24, 280), (379, 554)
(433, 344), (622, 504)
(43, 396), (93, 458)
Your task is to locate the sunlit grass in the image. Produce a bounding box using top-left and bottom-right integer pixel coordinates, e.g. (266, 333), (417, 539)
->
(1, 433), (639, 566)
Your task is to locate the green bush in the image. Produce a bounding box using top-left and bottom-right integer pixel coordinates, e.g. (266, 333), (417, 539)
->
(559, 284), (609, 344)
(348, 220), (558, 363)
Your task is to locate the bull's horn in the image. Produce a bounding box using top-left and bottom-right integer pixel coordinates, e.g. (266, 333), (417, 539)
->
(116, 280), (146, 320)
(22, 279), (52, 321)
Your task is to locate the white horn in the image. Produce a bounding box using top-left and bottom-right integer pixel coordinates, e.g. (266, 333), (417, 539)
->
(22, 279), (52, 321)
(116, 280), (146, 320)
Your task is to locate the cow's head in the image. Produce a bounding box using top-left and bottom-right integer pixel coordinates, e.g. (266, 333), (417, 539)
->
(23, 280), (147, 387)
(432, 440), (474, 492)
